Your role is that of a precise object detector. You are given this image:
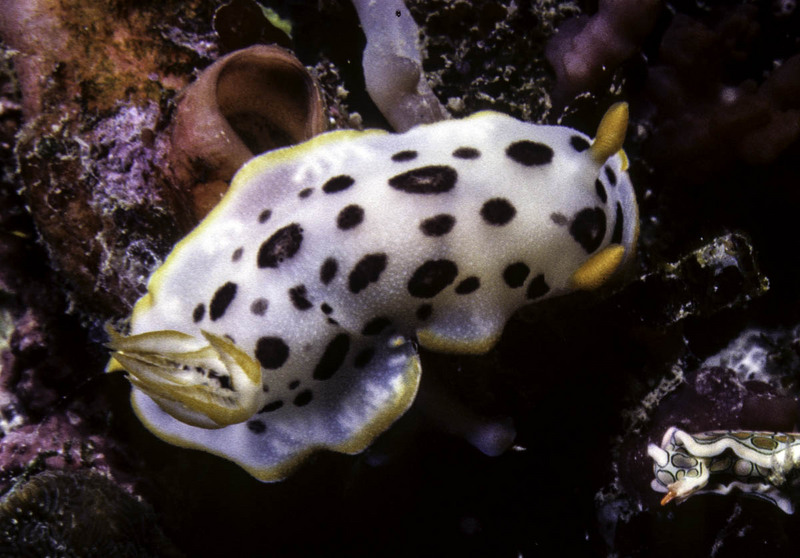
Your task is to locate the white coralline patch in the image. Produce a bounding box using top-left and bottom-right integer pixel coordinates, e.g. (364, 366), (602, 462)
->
(702, 327), (800, 385)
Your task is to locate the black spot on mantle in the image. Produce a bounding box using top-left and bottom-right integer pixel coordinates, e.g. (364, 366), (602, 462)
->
(348, 254), (387, 294)
(481, 198), (516, 226)
(255, 337), (289, 369)
(503, 263), (530, 288)
(388, 166), (457, 194)
(420, 214), (456, 237)
(209, 282), (237, 321)
(337, 204), (365, 230)
(289, 284), (313, 310)
(506, 140), (554, 166)
(322, 175), (355, 194)
(313, 333), (350, 380)
(455, 276), (480, 295)
(320, 257), (338, 285)
(570, 207), (607, 254)
(408, 260), (458, 298)
(452, 147), (480, 159)
(258, 223), (303, 268)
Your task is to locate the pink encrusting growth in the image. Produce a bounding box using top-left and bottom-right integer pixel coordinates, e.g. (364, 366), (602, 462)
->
(546, 0), (662, 100)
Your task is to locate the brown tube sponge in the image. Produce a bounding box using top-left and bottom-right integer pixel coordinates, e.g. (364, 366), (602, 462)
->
(169, 45), (327, 217)
(0, 0), (70, 119)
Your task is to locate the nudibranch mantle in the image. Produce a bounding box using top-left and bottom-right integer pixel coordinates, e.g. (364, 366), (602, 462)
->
(108, 104), (638, 481)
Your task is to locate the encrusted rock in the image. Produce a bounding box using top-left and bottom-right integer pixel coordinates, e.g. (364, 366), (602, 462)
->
(0, 470), (182, 556)
(621, 233), (769, 327)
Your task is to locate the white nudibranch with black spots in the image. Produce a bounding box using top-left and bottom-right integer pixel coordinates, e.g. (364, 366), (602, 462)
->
(107, 103), (638, 481)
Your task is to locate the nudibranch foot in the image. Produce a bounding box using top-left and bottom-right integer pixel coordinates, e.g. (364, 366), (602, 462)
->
(649, 426), (800, 514)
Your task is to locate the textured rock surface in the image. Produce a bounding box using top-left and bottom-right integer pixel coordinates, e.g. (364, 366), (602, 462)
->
(0, 470), (183, 557)
(4, 0), (216, 317)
